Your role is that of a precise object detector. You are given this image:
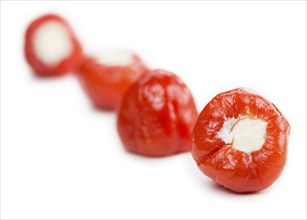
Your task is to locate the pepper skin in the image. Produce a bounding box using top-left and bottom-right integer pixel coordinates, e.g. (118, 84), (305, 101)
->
(24, 14), (83, 76)
(192, 88), (290, 193)
(77, 53), (148, 110)
(117, 70), (198, 157)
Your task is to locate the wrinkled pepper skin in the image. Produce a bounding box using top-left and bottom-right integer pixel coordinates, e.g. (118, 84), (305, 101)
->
(24, 14), (83, 76)
(78, 55), (148, 110)
(117, 70), (198, 157)
(192, 88), (290, 193)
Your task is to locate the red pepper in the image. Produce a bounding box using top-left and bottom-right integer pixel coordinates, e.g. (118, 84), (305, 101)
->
(192, 88), (290, 193)
(24, 14), (83, 76)
(117, 69), (198, 157)
(77, 51), (148, 110)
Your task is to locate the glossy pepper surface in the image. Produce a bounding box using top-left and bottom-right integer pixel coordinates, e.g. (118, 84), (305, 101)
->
(78, 52), (148, 110)
(192, 88), (290, 193)
(117, 70), (198, 157)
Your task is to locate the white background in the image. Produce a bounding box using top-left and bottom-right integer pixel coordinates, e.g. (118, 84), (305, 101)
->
(1, 1), (306, 219)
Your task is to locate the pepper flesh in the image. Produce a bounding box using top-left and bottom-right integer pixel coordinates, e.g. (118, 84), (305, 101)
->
(117, 70), (198, 157)
(192, 88), (290, 193)
(78, 54), (148, 110)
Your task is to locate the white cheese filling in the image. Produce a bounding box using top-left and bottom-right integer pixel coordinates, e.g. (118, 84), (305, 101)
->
(216, 117), (268, 153)
(33, 21), (73, 66)
(95, 49), (134, 66)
